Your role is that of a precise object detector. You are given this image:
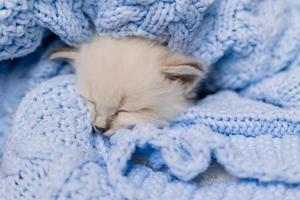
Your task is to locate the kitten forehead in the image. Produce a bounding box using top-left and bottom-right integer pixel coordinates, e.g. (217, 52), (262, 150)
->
(76, 37), (169, 102)
(81, 36), (165, 67)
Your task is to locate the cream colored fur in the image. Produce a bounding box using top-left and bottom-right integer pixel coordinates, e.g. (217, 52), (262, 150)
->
(50, 36), (205, 136)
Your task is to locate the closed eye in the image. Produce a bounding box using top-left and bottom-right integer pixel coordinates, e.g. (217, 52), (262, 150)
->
(118, 108), (152, 114)
(118, 109), (129, 113)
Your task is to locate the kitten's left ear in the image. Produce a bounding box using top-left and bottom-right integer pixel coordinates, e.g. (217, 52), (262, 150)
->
(161, 52), (206, 96)
(48, 46), (79, 61)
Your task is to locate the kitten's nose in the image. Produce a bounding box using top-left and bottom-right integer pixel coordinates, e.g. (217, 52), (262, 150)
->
(94, 126), (109, 133)
(94, 116), (110, 133)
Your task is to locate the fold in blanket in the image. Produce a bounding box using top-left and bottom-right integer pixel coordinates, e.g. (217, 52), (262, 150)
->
(1, 0), (300, 199)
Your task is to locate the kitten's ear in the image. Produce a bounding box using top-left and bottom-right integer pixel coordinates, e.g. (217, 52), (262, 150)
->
(161, 52), (205, 96)
(48, 46), (79, 61)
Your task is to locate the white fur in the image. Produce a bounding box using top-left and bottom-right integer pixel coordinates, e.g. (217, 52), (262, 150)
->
(50, 36), (205, 136)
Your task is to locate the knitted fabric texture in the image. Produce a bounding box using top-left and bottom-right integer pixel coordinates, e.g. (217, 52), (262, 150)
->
(1, 0), (300, 199)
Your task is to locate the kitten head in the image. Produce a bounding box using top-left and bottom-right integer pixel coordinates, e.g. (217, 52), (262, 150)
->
(50, 37), (205, 136)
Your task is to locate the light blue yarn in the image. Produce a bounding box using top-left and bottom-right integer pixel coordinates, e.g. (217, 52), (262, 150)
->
(1, 76), (300, 199)
(1, 0), (300, 199)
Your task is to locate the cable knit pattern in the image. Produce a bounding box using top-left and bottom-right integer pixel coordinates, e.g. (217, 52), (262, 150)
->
(1, 0), (300, 199)
(0, 1), (43, 60)
(90, 0), (215, 51)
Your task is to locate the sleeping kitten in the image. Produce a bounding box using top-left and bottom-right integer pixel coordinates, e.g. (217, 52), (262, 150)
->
(50, 36), (205, 136)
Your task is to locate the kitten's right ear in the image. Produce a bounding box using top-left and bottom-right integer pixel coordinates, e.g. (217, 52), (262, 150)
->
(161, 52), (205, 98)
(48, 46), (79, 61)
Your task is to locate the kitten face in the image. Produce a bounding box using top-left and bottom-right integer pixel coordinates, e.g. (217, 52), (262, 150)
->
(50, 37), (205, 136)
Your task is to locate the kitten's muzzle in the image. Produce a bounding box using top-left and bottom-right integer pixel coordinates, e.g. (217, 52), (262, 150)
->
(93, 116), (112, 133)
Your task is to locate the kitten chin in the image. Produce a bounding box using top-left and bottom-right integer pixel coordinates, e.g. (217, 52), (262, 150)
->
(49, 36), (206, 136)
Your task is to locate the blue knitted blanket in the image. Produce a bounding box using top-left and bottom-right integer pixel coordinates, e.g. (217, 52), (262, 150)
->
(1, 0), (300, 199)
